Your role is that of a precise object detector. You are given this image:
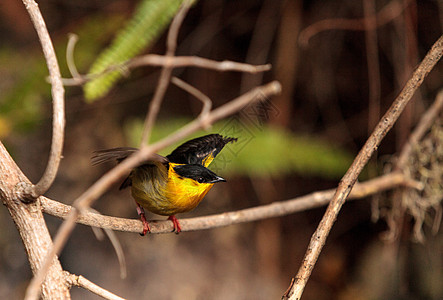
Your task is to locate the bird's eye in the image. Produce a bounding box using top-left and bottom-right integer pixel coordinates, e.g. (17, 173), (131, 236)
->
(197, 177), (204, 183)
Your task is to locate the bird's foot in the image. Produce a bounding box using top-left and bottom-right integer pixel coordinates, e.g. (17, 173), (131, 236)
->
(136, 205), (151, 236)
(168, 215), (182, 234)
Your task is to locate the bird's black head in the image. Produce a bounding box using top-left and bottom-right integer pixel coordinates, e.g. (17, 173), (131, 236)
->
(173, 164), (226, 184)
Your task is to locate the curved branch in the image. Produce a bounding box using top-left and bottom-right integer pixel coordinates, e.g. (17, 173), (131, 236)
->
(171, 77), (212, 122)
(20, 0), (65, 201)
(40, 172), (407, 234)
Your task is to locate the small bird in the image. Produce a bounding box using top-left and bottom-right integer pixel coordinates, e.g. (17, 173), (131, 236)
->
(92, 134), (237, 235)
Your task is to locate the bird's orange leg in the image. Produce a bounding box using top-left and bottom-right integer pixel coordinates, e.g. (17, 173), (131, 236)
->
(168, 215), (182, 234)
(135, 202), (150, 236)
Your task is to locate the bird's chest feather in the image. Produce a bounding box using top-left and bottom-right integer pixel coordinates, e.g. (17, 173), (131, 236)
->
(131, 163), (214, 215)
(165, 164), (214, 212)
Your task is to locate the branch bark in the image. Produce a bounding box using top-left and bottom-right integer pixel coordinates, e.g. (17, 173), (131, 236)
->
(67, 273), (125, 300)
(20, 0), (65, 201)
(62, 55), (272, 86)
(0, 142), (69, 299)
(140, 0), (192, 145)
(39, 172), (407, 234)
(284, 34), (443, 299)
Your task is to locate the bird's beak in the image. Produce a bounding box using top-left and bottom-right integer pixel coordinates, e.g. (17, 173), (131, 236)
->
(209, 176), (226, 183)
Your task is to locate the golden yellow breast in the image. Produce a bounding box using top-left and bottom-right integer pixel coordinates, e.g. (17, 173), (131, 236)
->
(164, 163), (214, 214)
(131, 162), (214, 216)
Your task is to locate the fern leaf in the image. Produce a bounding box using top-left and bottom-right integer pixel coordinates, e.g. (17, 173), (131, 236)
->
(84, 0), (184, 101)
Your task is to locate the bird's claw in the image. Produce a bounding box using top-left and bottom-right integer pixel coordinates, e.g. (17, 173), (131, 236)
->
(168, 215), (182, 234)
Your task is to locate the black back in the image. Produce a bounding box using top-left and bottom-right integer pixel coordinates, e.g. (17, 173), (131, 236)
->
(166, 134), (237, 166)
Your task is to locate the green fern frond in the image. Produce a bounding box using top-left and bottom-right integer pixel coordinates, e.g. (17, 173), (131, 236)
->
(84, 0), (184, 101)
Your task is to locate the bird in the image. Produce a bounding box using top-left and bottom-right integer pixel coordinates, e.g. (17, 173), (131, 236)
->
(92, 134), (237, 235)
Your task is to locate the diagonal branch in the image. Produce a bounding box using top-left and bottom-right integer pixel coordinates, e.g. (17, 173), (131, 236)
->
(140, 0), (193, 146)
(25, 81), (281, 300)
(284, 34), (443, 299)
(20, 0), (65, 201)
(67, 273), (125, 300)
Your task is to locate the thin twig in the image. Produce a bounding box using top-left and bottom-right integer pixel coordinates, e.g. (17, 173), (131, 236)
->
(20, 0), (65, 201)
(396, 89), (443, 169)
(25, 81), (281, 300)
(61, 55), (272, 86)
(66, 33), (81, 79)
(129, 56), (271, 73)
(140, 1), (192, 146)
(171, 77), (212, 122)
(40, 172), (407, 234)
(284, 35), (443, 300)
(299, 0), (412, 47)
(67, 273), (125, 300)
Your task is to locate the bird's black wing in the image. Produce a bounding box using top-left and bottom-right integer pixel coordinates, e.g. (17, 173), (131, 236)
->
(166, 134), (237, 167)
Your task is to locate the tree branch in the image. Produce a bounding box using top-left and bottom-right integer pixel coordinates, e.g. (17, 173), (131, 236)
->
(171, 77), (212, 122)
(61, 55), (271, 86)
(19, 0), (65, 201)
(140, 0), (193, 145)
(0, 142), (69, 299)
(284, 34), (443, 299)
(67, 273), (125, 300)
(40, 172), (407, 234)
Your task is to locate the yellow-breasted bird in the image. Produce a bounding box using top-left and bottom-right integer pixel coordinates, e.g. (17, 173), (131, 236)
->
(92, 134), (237, 235)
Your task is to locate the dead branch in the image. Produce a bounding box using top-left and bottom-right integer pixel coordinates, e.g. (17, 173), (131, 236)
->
(61, 55), (271, 86)
(171, 77), (212, 122)
(284, 34), (443, 300)
(19, 0), (65, 201)
(140, 0), (192, 145)
(40, 172), (407, 234)
(0, 142), (69, 299)
(67, 273), (125, 300)
(66, 33), (81, 79)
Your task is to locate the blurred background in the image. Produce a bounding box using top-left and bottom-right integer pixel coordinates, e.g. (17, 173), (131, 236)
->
(0, 0), (442, 299)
